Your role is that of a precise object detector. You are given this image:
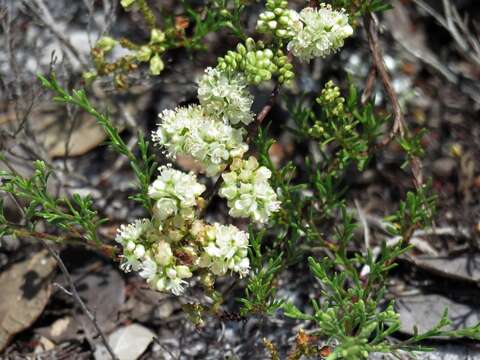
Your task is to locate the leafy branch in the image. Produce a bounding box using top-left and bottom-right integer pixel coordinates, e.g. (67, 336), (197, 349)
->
(38, 74), (157, 212)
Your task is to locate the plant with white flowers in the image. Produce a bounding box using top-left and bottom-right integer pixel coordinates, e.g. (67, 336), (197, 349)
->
(34, 1), (355, 301)
(14, 0), (480, 358)
(128, 0), (355, 296)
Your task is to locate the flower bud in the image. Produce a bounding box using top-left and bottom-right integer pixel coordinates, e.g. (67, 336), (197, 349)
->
(136, 45), (152, 62)
(150, 28), (166, 44)
(96, 36), (117, 52)
(149, 54), (164, 75)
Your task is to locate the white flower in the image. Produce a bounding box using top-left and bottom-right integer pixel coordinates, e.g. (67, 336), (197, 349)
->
(153, 197), (178, 221)
(287, 5), (353, 62)
(219, 156), (280, 223)
(120, 253), (142, 272)
(115, 219), (152, 246)
(197, 67), (254, 126)
(149, 166), (205, 207)
(148, 166), (205, 224)
(116, 219), (155, 272)
(199, 223), (250, 277)
(153, 105), (248, 176)
(166, 277), (187, 296)
(139, 257), (158, 281)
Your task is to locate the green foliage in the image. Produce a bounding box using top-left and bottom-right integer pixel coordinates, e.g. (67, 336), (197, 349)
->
(283, 208), (479, 359)
(292, 81), (387, 173)
(385, 184), (436, 240)
(88, 0), (250, 87)
(0, 199), (10, 238)
(0, 159), (106, 243)
(182, 0), (248, 48)
(38, 74), (157, 212)
(240, 228), (284, 315)
(330, 0), (392, 17)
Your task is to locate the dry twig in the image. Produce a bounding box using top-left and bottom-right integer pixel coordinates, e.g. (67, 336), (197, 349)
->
(363, 13), (423, 189)
(364, 13), (405, 141)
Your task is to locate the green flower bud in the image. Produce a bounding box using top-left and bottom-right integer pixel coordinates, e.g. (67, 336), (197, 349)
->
(150, 28), (165, 44)
(149, 54), (164, 75)
(121, 0), (136, 8)
(245, 38), (256, 51)
(136, 45), (152, 62)
(278, 15), (290, 25)
(275, 29), (287, 38)
(264, 11), (275, 20)
(267, 20), (277, 29)
(96, 36), (117, 52)
(236, 43), (247, 55)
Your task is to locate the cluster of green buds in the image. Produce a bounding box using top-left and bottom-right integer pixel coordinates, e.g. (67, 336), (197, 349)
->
(309, 81), (347, 138)
(256, 0), (301, 40)
(316, 80), (346, 118)
(83, 28), (168, 89)
(136, 28), (167, 75)
(218, 38), (276, 84)
(217, 38), (293, 84)
(273, 50), (294, 84)
(86, 36), (137, 88)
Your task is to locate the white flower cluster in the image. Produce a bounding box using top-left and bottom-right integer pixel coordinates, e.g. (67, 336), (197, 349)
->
(198, 67), (254, 126)
(115, 167), (204, 295)
(138, 245), (193, 296)
(197, 223), (250, 278)
(219, 156), (280, 223)
(286, 5), (353, 62)
(115, 166), (251, 295)
(115, 218), (155, 272)
(148, 165), (205, 223)
(153, 105), (248, 176)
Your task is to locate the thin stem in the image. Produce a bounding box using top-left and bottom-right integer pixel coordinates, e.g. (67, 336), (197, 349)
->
(363, 14), (423, 190)
(39, 239), (118, 360)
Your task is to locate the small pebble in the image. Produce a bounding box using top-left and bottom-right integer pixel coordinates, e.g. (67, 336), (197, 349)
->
(432, 158), (456, 178)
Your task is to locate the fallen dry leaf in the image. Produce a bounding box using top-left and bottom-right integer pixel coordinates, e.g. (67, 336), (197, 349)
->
(0, 250), (57, 351)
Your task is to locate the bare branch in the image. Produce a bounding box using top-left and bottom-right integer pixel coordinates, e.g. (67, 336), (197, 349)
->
(364, 13), (405, 140)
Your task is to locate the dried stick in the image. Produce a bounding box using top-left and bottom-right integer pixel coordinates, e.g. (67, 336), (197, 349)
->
(363, 13), (423, 189)
(40, 239), (118, 360)
(361, 65), (376, 106)
(364, 14), (405, 141)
